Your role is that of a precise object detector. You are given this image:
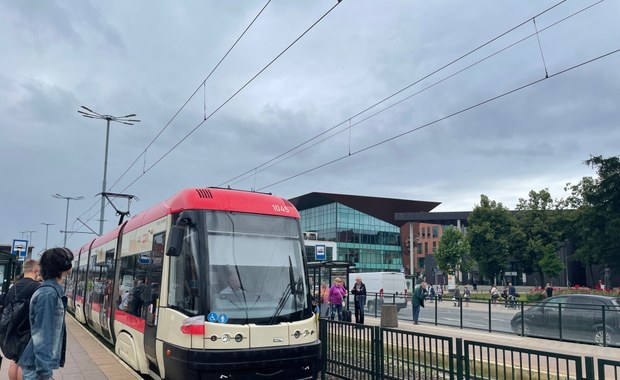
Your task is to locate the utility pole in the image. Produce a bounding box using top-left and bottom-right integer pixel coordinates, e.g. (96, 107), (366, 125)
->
(41, 222), (54, 250)
(52, 193), (84, 247)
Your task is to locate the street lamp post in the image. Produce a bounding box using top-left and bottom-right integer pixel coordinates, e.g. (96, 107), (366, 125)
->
(41, 222), (54, 250)
(21, 230), (35, 242)
(78, 106), (140, 235)
(52, 193), (84, 247)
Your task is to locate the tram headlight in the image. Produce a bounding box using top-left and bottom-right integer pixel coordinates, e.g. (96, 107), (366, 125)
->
(302, 329), (309, 337)
(234, 333), (243, 343)
(222, 334), (231, 343)
(210, 335), (218, 342)
(293, 330), (301, 339)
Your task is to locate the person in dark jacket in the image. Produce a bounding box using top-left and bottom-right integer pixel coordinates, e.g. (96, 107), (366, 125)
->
(350, 276), (367, 325)
(411, 282), (427, 325)
(18, 247), (73, 380)
(1, 259), (40, 380)
(453, 286), (461, 307)
(545, 283), (553, 298)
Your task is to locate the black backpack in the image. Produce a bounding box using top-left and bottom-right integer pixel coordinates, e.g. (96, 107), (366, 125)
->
(0, 298), (30, 360)
(0, 283), (45, 360)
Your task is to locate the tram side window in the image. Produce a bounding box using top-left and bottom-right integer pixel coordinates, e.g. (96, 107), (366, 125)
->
(103, 249), (115, 308)
(168, 230), (201, 316)
(86, 256), (99, 305)
(65, 264), (77, 298)
(118, 255), (148, 317)
(77, 261), (87, 300)
(91, 255), (109, 308)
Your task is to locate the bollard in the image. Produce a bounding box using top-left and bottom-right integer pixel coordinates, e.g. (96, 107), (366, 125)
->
(380, 304), (398, 328)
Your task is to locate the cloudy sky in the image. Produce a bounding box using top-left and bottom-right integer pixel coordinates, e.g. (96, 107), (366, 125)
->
(1, 0), (618, 253)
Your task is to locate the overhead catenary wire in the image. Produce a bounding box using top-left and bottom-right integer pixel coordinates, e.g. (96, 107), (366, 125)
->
(68, 1), (276, 238)
(107, 0), (273, 192)
(221, 0), (604, 188)
(218, 0), (573, 187)
(67, 1), (343, 241)
(117, 1), (344, 194)
(256, 47), (620, 191)
(65, 0), (605, 242)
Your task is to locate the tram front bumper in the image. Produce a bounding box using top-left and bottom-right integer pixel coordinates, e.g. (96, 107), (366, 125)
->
(163, 340), (320, 380)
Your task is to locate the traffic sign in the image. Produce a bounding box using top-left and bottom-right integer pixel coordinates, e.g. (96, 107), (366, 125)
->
(315, 245), (326, 261)
(12, 239), (28, 257)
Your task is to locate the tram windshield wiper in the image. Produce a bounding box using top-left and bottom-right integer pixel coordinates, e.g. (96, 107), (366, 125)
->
(268, 257), (296, 324)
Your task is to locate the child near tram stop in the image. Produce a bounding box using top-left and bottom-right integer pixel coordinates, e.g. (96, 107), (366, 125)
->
(319, 282), (330, 318)
(18, 247), (74, 380)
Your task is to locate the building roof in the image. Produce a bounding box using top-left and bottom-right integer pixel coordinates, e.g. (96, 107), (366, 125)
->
(289, 192), (440, 227)
(395, 211), (473, 226)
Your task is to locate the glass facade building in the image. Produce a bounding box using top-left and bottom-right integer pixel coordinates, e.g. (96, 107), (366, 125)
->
(299, 203), (403, 272)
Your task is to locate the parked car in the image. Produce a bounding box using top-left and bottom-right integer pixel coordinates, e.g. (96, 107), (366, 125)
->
(510, 294), (620, 346)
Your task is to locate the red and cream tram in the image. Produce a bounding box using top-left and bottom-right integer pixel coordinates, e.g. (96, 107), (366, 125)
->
(65, 188), (320, 379)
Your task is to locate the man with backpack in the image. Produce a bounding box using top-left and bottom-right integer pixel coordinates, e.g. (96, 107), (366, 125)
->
(0, 259), (40, 380)
(18, 247), (74, 380)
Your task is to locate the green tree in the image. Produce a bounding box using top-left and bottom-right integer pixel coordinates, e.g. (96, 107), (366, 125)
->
(510, 189), (562, 284)
(467, 195), (515, 283)
(539, 251), (564, 280)
(435, 227), (471, 276)
(563, 155), (620, 272)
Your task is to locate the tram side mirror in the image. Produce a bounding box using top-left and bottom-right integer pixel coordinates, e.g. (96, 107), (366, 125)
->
(167, 225), (185, 257)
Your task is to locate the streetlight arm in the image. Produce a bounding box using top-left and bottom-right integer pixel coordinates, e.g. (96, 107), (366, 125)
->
(80, 106), (101, 115)
(80, 105), (139, 235)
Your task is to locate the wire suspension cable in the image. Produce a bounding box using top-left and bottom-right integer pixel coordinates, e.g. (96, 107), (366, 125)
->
(533, 17), (549, 78)
(69, 1), (338, 238)
(257, 48), (620, 190)
(69, 0), (604, 237)
(223, 0), (604, 188)
(107, 0), (273, 191)
(118, 1), (343, 193)
(218, 0), (571, 187)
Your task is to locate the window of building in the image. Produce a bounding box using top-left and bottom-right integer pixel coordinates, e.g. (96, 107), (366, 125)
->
(432, 241), (437, 253)
(432, 226), (439, 238)
(424, 242), (428, 254)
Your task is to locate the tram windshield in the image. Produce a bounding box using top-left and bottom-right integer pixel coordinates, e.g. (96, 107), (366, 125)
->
(166, 210), (310, 325)
(207, 211), (308, 324)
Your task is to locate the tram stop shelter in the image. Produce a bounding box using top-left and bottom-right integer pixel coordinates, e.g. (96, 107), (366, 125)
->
(307, 260), (355, 311)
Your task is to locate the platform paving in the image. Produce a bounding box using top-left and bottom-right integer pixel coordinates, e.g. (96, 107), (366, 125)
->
(0, 315), (141, 380)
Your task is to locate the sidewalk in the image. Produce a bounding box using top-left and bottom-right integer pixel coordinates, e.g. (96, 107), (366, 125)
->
(0, 315), (141, 380)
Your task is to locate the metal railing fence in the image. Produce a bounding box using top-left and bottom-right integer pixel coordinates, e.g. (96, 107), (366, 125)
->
(319, 318), (620, 380)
